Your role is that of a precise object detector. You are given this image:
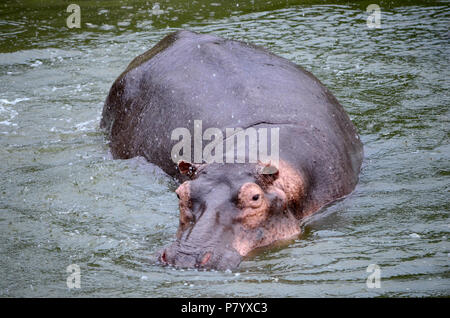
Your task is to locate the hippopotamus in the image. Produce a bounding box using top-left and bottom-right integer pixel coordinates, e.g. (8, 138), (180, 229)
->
(100, 30), (363, 270)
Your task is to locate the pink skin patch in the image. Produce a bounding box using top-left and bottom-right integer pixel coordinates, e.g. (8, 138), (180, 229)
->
(232, 160), (306, 256)
(171, 159), (307, 263)
(199, 252), (212, 266)
(175, 181), (193, 238)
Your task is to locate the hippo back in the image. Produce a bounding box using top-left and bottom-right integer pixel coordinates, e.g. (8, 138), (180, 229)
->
(101, 30), (363, 213)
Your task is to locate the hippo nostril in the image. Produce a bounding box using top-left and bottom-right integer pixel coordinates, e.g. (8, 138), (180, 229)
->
(199, 252), (212, 266)
(161, 249), (168, 264)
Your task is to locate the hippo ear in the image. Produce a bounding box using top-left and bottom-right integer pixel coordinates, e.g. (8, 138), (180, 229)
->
(257, 160), (279, 184)
(177, 160), (203, 178)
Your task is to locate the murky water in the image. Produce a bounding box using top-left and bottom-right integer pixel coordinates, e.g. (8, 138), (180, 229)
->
(1, 0), (449, 297)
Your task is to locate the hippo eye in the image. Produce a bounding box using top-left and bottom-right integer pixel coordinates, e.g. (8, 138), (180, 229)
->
(176, 193), (180, 199)
(252, 194), (260, 201)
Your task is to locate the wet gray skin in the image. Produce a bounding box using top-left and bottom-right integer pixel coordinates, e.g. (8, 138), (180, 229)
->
(161, 166), (245, 270)
(101, 30), (363, 270)
(158, 163), (287, 270)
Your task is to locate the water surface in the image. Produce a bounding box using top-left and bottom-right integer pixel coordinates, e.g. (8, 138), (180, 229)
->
(0, 0), (449, 297)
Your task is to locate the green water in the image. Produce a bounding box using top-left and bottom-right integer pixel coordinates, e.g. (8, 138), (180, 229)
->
(0, 0), (449, 297)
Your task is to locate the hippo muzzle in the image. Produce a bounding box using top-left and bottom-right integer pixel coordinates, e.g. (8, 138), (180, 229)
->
(154, 161), (303, 270)
(159, 202), (243, 270)
(159, 242), (242, 270)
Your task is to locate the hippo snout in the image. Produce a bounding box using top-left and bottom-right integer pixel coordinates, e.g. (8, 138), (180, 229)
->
(159, 244), (242, 270)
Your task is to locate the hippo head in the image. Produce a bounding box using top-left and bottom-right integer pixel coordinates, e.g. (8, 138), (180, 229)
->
(158, 160), (306, 270)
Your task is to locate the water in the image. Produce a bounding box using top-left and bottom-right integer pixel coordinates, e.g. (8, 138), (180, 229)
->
(1, 0), (449, 297)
